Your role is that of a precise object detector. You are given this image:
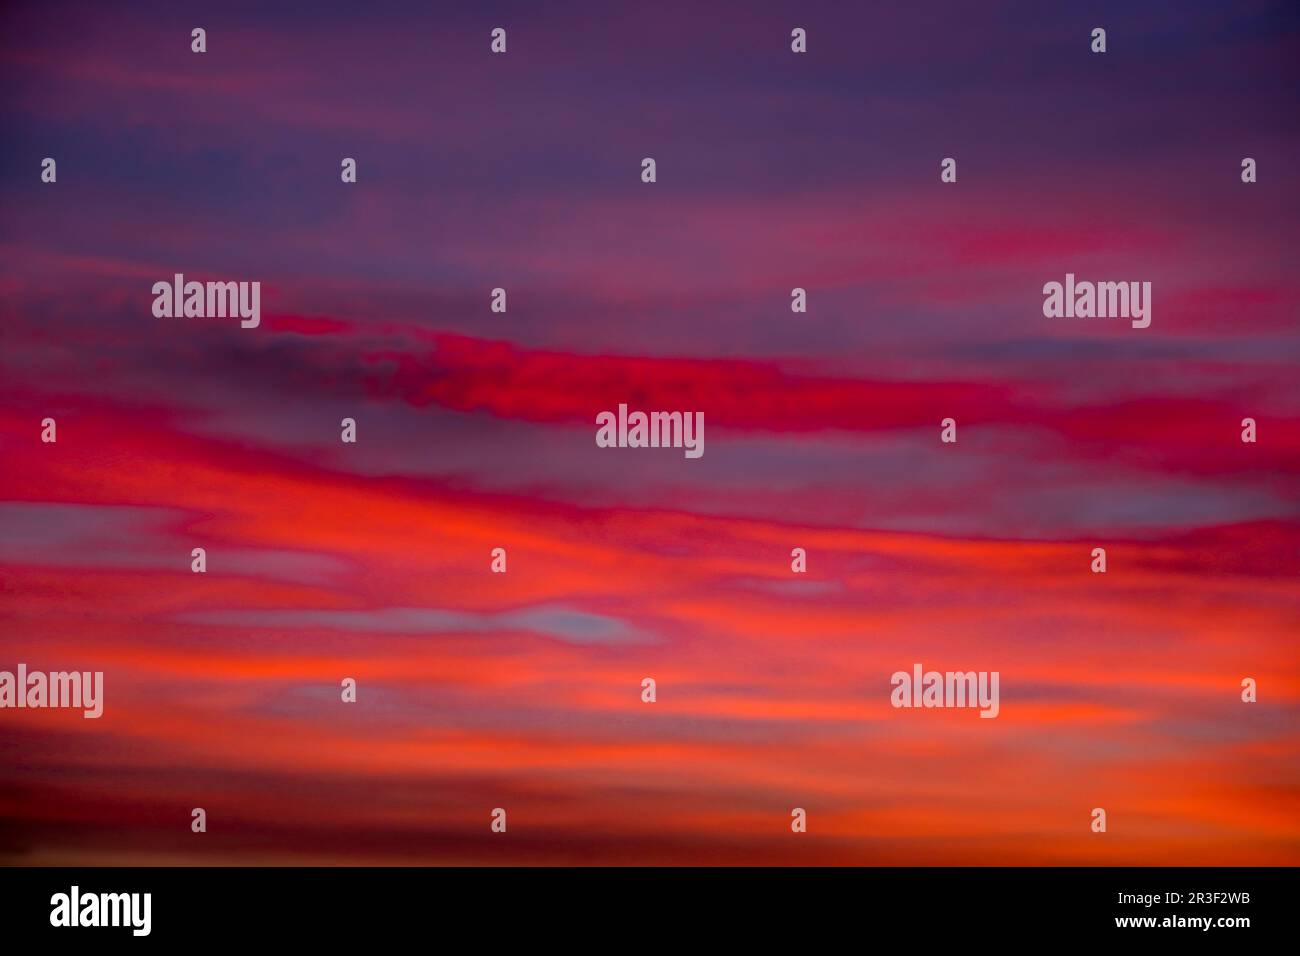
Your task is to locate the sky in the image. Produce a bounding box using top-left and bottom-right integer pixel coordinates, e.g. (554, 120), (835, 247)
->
(0, 0), (1297, 865)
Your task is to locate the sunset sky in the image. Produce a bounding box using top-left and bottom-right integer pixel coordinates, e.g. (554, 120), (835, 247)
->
(1, 0), (1297, 865)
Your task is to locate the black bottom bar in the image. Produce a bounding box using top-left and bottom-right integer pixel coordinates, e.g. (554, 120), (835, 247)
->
(0, 867), (1291, 944)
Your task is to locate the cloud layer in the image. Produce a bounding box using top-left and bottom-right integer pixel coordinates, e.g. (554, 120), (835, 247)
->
(1, 0), (1297, 864)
